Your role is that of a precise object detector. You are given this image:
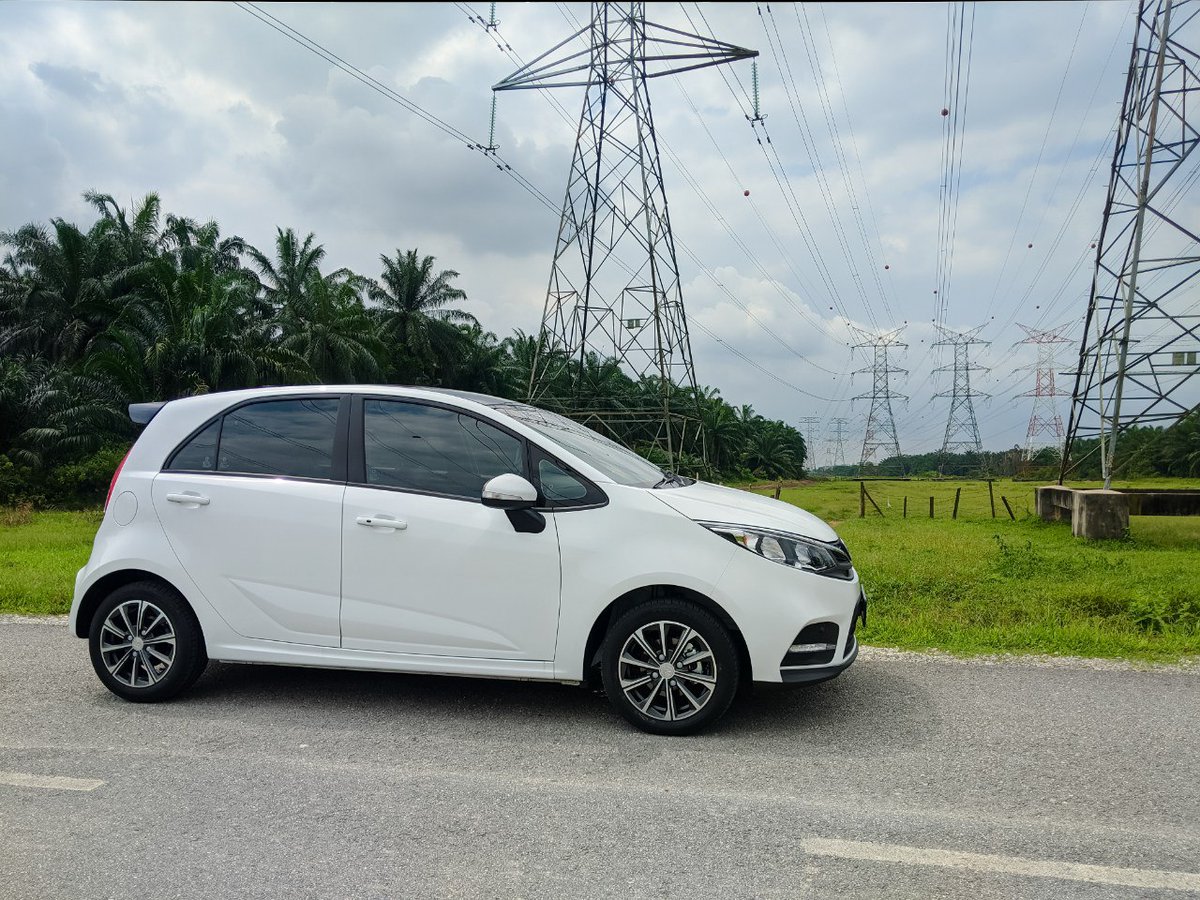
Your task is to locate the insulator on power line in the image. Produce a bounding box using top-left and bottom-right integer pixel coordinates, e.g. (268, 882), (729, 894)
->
(941, 107), (949, 116)
(1090, 242), (1097, 248)
(743, 189), (750, 197)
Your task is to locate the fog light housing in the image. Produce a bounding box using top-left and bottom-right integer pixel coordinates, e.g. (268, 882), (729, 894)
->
(781, 622), (839, 667)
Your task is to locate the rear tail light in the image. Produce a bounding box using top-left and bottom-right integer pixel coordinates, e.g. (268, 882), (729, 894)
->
(105, 451), (132, 512)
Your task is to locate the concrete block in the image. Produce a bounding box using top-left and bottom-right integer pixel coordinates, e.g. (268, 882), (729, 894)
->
(1035, 486), (1073, 522)
(1071, 490), (1129, 540)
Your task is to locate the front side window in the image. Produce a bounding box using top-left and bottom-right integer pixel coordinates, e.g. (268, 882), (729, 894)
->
(217, 398), (341, 479)
(363, 400), (524, 499)
(538, 458), (589, 503)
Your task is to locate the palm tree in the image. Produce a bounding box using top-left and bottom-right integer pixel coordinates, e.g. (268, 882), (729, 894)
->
(248, 228), (326, 315)
(367, 249), (475, 383)
(442, 324), (516, 396)
(84, 191), (163, 266)
(278, 272), (384, 383)
(0, 218), (141, 364)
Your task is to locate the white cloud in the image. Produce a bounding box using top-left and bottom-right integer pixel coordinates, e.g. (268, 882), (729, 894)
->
(0, 1), (1142, 453)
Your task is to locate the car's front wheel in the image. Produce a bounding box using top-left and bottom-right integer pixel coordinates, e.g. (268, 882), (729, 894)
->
(88, 581), (207, 702)
(601, 598), (741, 735)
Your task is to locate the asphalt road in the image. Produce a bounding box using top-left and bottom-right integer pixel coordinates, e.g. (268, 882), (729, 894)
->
(1, 617), (1198, 900)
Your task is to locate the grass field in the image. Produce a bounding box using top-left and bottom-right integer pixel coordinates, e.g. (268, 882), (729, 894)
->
(0, 507), (102, 617)
(747, 478), (1200, 661)
(1, 478), (1198, 661)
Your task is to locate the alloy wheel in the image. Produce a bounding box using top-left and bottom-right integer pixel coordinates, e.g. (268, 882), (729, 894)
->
(99, 599), (177, 688)
(617, 620), (718, 722)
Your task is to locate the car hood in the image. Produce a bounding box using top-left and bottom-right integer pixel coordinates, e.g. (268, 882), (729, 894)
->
(651, 481), (839, 543)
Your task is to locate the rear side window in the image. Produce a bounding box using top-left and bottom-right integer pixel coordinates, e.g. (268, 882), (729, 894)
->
(167, 398), (341, 479)
(169, 420), (220, 471)
(363, 400), (524, 498)
(218, 399), (341, 479)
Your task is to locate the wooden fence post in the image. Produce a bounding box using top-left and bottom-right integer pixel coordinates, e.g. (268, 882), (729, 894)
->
(988, 480), (996, 518)
(859, 481), (866, 518)
(929, 496), (935, 518)
(1001, 495), (1016, 520)
(903, 496), (908, 518)
(952, 487), (962, 520)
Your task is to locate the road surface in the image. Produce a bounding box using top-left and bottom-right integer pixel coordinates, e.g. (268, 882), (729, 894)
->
(1, 617), (1197, 899)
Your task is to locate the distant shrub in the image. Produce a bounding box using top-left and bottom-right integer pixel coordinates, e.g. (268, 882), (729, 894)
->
(0, 445), (129, 508)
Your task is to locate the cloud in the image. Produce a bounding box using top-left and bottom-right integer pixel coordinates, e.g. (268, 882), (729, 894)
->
(0, 1), (1141, 453)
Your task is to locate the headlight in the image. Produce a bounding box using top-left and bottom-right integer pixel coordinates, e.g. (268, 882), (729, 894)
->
(699, 522), (854, 580)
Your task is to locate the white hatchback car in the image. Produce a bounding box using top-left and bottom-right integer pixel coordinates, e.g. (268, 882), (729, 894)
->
(71, 386), (866, 734)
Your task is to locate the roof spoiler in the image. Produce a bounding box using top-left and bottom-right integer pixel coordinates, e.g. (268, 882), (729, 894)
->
(129, 402), (167, 425)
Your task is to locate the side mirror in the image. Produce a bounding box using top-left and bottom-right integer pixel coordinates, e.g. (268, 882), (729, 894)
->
(481, 473), (538, 510)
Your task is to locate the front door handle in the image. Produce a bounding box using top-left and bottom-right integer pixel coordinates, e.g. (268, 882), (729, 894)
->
(356, 515), (407, 530)
(166, 492), (210, 506)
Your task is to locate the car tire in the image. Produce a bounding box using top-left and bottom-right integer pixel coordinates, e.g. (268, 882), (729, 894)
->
(88, 581), (207, 703)
(601, 598), (741, 736)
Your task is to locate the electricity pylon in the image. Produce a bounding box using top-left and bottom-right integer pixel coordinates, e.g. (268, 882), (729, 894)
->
(933, 325), (989, 458)
(1018, 323), (1072, 459)
(798, 416), (821, 468)
(493, 3), (756, 466)
(1063, 0), (1200, 485)
(851, 327), (907, 470)
(826, 417), (851, 469)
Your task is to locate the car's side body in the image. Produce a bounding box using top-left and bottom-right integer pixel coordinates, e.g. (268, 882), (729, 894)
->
(71, 385), (863, 692)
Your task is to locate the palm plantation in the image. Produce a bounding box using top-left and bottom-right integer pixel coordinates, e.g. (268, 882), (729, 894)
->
(0, 189), (817, 502)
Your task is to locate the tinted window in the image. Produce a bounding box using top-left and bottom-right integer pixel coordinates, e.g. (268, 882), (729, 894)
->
(538, 458), (588, 502)
(364, 400), (524, 498)
(218, 398), (340, 479)
(168, 419), (220, 471)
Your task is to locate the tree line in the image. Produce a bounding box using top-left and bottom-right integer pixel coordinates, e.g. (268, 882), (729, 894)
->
(815, 418), (1200, 481)
(0, 191), (809, 504)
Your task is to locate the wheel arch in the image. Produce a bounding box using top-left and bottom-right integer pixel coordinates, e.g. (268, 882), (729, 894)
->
(580, 584), (751, 686)
(75, 569), (196, 639)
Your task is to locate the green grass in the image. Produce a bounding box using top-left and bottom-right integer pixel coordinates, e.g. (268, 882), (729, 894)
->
(2, 481), (1199, 662)
(0, 508), (103, 616)
(747, 478), (1200, 662)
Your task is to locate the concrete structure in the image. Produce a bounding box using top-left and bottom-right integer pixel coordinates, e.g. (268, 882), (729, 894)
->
(1035, 486), (1130, 540)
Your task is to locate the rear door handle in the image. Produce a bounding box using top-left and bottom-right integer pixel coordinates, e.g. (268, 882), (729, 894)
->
(356, 515), (407, 530)
(166, 492), (210, 506)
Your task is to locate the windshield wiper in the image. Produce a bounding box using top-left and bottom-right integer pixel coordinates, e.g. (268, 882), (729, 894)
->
(653, 471), (693, 489)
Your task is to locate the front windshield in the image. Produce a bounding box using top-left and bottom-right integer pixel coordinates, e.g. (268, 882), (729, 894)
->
(494, 403), (666, 487)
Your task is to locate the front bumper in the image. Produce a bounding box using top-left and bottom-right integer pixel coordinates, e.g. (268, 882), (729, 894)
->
(780, 636), (858, 684)
(778, 590), (867, 685)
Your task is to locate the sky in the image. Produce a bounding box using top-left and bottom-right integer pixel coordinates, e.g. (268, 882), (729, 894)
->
(0, 1), (1145, 462)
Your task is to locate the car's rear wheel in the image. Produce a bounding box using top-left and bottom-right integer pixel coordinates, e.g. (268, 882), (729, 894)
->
(88, 581), (207, 702)
(601, 598), (741, 735)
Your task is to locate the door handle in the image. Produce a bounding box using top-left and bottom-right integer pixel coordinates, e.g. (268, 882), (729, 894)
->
(166, 492), (210, 506)
(356, 515), (407, 530)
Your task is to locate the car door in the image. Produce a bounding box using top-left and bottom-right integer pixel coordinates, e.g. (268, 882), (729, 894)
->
(152, 395), (347, 648)
(340, 396), (561, 660)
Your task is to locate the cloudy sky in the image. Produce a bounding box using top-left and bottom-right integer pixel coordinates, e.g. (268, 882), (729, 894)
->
(0, 1), (1140, 460)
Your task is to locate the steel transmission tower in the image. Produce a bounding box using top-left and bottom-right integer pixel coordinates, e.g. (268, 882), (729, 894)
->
(826, 417), (851, 469)
(851, 327), (907, 470)
(1063, 0), (1200, 485)
(797, 416), (821, 468)
(493, 4), (756, 464)
(934, 325), (989, 457)
(1018, 323), (1072, 459)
